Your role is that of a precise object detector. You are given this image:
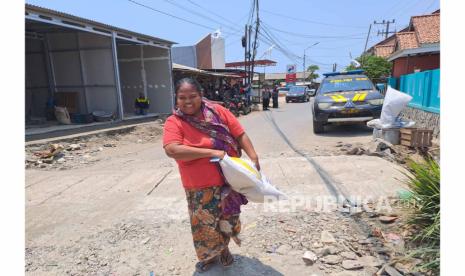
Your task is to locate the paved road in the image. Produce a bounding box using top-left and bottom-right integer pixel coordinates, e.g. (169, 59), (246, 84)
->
(26, 97), (407, 275)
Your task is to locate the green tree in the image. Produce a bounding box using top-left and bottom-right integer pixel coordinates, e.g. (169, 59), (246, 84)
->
(274, 79), (285, 86)
(305, 65), (319, 82)
(345, 55), (392, 80)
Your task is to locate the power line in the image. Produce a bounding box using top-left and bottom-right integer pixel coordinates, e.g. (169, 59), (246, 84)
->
(260, 23), (301, 58)
(258, 29), (333, 67)
(391, 0), (424, 21)
(247, 0), (255, 26)
(185, 0), (242, 27)
(422, 0), (438, 14)
(160, 0), (241, 33)
(259, 25), (302, 61)
(374, 19), (396, 39)
(382, 0), (407, 19)
(257, 32), (301, 63)
(258, 33), (297, 62)
(261, 22), (366, 39)
(261, 9), (366, 29)
(127, 0), (236, 35)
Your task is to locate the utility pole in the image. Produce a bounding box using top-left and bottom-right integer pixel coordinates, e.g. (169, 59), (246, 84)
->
(248, 25), (252, 85)
(302, 42), (319, 83)
(303, 53), (306, 83)
(361, 24), (372, 66)
(374, 19), (395, 39)
(243, 25), (248, 85)
(250, 0), (259, 87)
(332, 63), (337, 72)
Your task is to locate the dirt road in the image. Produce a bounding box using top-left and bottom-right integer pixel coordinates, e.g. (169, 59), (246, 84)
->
(26, 98), (408, 275)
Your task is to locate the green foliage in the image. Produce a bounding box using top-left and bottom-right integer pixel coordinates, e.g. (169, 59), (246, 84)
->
(306, 65), (319, 72)
(274, 79), (284, 85)
(346, 63), (358, 71)
(305, 65), (319, 82)
(345, 55), (392, 79)
(403, 156), (440, 274)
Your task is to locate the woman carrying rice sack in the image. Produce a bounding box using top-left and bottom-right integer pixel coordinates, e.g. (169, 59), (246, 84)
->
(163, 78), (261, 272)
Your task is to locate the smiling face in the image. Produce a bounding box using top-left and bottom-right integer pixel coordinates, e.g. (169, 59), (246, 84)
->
(176, 83), (202, 116)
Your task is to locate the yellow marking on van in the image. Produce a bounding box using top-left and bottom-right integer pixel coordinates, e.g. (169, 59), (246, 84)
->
(330, 94), (347, 102)
(352, 93), (367, 102)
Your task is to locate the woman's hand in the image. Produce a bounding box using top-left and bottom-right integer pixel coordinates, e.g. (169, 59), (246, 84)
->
(251, 157), (260, 171)
(211, 150), (226, 160)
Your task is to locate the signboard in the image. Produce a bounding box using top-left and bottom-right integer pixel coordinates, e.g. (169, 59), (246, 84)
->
(286, 64), (296, 73)
(286, 73), (296, 83)
(286, 64), (297, 84)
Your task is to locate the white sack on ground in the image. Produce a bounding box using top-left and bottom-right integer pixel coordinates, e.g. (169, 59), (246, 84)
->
(218, 154), (287, 203)
(367, 118), (415, 129)
(380, 86), (413, 125)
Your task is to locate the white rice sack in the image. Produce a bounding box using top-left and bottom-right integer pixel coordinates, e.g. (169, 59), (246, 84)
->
(219, 154), (287, 203)
(380, 86), (413, 125)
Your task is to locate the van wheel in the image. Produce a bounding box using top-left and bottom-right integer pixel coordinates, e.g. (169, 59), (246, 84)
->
(313, 120), (324, 133)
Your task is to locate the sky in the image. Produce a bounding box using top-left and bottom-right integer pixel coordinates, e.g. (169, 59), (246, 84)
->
(26, 0), (439, 76)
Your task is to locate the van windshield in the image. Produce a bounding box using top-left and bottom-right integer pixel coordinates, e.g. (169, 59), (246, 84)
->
(320, 77), (373, 93)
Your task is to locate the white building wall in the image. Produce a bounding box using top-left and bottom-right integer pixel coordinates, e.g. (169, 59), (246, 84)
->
(211, 35), (225, 69)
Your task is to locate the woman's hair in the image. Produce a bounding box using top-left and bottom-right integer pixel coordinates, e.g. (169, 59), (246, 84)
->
(174, 78), (203, 95)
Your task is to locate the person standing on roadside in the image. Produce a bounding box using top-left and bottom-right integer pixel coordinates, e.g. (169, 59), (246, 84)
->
(262, 87), (271, 110)
(162, 78), (261, 273)
(272, 86), (279, 108)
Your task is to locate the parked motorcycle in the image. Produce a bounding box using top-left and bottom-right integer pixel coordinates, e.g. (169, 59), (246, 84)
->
(225, 96), (240, 117)
(238, 94), (252, 115)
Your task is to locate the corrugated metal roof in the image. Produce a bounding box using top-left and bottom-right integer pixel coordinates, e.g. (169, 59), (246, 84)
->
(25, 4), (176, 46)
(172, 63), (241, 78)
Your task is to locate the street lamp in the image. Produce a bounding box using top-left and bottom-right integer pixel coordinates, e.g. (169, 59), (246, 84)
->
(303, 42), (320, 83)
(260, 45), (275, 91)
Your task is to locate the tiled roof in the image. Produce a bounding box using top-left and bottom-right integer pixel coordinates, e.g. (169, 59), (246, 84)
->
(369, 11), (440, 58)
(374, 45), (395, 58)
(396, 32), (419, 50)
(411, 14), (440, 44)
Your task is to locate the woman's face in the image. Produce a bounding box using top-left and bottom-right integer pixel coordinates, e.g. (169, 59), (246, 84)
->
(176, 83), (202, 115)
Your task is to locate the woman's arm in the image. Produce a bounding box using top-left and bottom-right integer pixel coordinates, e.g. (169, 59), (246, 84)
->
(236, 133), (260, 171)
(164, 143), (225, 161)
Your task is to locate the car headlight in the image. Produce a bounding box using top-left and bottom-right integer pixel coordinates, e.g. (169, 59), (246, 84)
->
(318, 102), (332, 109)
(367, 99), (384, 105)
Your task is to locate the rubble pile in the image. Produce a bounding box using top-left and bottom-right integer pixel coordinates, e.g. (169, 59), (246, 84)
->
(242, 204), (425, 275)
(25, 122), (164, 171)
(336, 138), (439, 166)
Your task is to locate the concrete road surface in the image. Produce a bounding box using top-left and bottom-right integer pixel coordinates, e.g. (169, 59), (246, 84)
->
(26, 97), (407, 275)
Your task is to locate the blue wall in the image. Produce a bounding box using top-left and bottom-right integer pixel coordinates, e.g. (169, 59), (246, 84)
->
(387, 69), (440, 113)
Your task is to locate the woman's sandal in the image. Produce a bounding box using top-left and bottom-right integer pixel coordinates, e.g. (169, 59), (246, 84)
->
(220, 249), (234, 267)
(195, 258), (216, 273)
